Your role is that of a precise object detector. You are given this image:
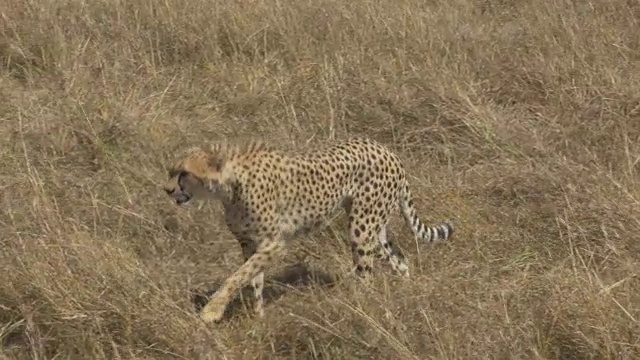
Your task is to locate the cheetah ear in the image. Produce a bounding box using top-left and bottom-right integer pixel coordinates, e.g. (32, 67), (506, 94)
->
(206, 143), (227, 172)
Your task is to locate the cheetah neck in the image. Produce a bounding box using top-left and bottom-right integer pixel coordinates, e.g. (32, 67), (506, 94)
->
(211, 159), (243, 206)
(207, 140), (271, 205)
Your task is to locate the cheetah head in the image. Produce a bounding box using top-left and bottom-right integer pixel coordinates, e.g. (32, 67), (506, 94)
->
(163, 146), (228, 206)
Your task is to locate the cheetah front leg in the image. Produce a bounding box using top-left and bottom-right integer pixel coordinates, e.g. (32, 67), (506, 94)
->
(238, 238), (265, 318)
(201, 238), (285, 323)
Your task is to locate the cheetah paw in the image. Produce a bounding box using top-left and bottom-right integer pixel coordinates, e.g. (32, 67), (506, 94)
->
(200, 305), (225, 323)
(200, 295), (227, 323)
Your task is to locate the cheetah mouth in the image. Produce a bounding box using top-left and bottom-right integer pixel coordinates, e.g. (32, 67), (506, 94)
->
(175, 193), (192, 205)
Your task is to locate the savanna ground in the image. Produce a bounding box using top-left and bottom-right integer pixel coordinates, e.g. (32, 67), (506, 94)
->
(1, 0), (639, 359)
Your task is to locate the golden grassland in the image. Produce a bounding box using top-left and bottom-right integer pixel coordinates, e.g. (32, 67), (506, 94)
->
(1, 0), (639, 358)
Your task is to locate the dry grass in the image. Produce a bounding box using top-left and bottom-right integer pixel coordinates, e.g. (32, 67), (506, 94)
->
(1, 0), (640, 358)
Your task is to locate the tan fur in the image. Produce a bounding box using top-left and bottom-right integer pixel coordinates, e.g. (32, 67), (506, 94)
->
(163, 137), (453, 323)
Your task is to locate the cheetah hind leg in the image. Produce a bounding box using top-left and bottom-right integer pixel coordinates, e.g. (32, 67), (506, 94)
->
(376, 224), (410, 277)
(348, 222), (377, 279)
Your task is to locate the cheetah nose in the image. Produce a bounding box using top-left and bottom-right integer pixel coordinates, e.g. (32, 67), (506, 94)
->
(164, 188), (174, 195)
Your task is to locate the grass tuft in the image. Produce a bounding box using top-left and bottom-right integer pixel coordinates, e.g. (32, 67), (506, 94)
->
(1, 0), (639, 358)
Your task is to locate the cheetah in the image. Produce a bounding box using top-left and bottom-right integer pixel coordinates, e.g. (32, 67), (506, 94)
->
(163, 137), (453, 323)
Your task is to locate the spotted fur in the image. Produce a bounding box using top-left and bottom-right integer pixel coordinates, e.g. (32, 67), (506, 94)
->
(163, 137), (453, 323)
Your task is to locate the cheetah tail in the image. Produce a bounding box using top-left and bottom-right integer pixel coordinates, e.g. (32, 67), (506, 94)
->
(399, 183), (454, 243)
